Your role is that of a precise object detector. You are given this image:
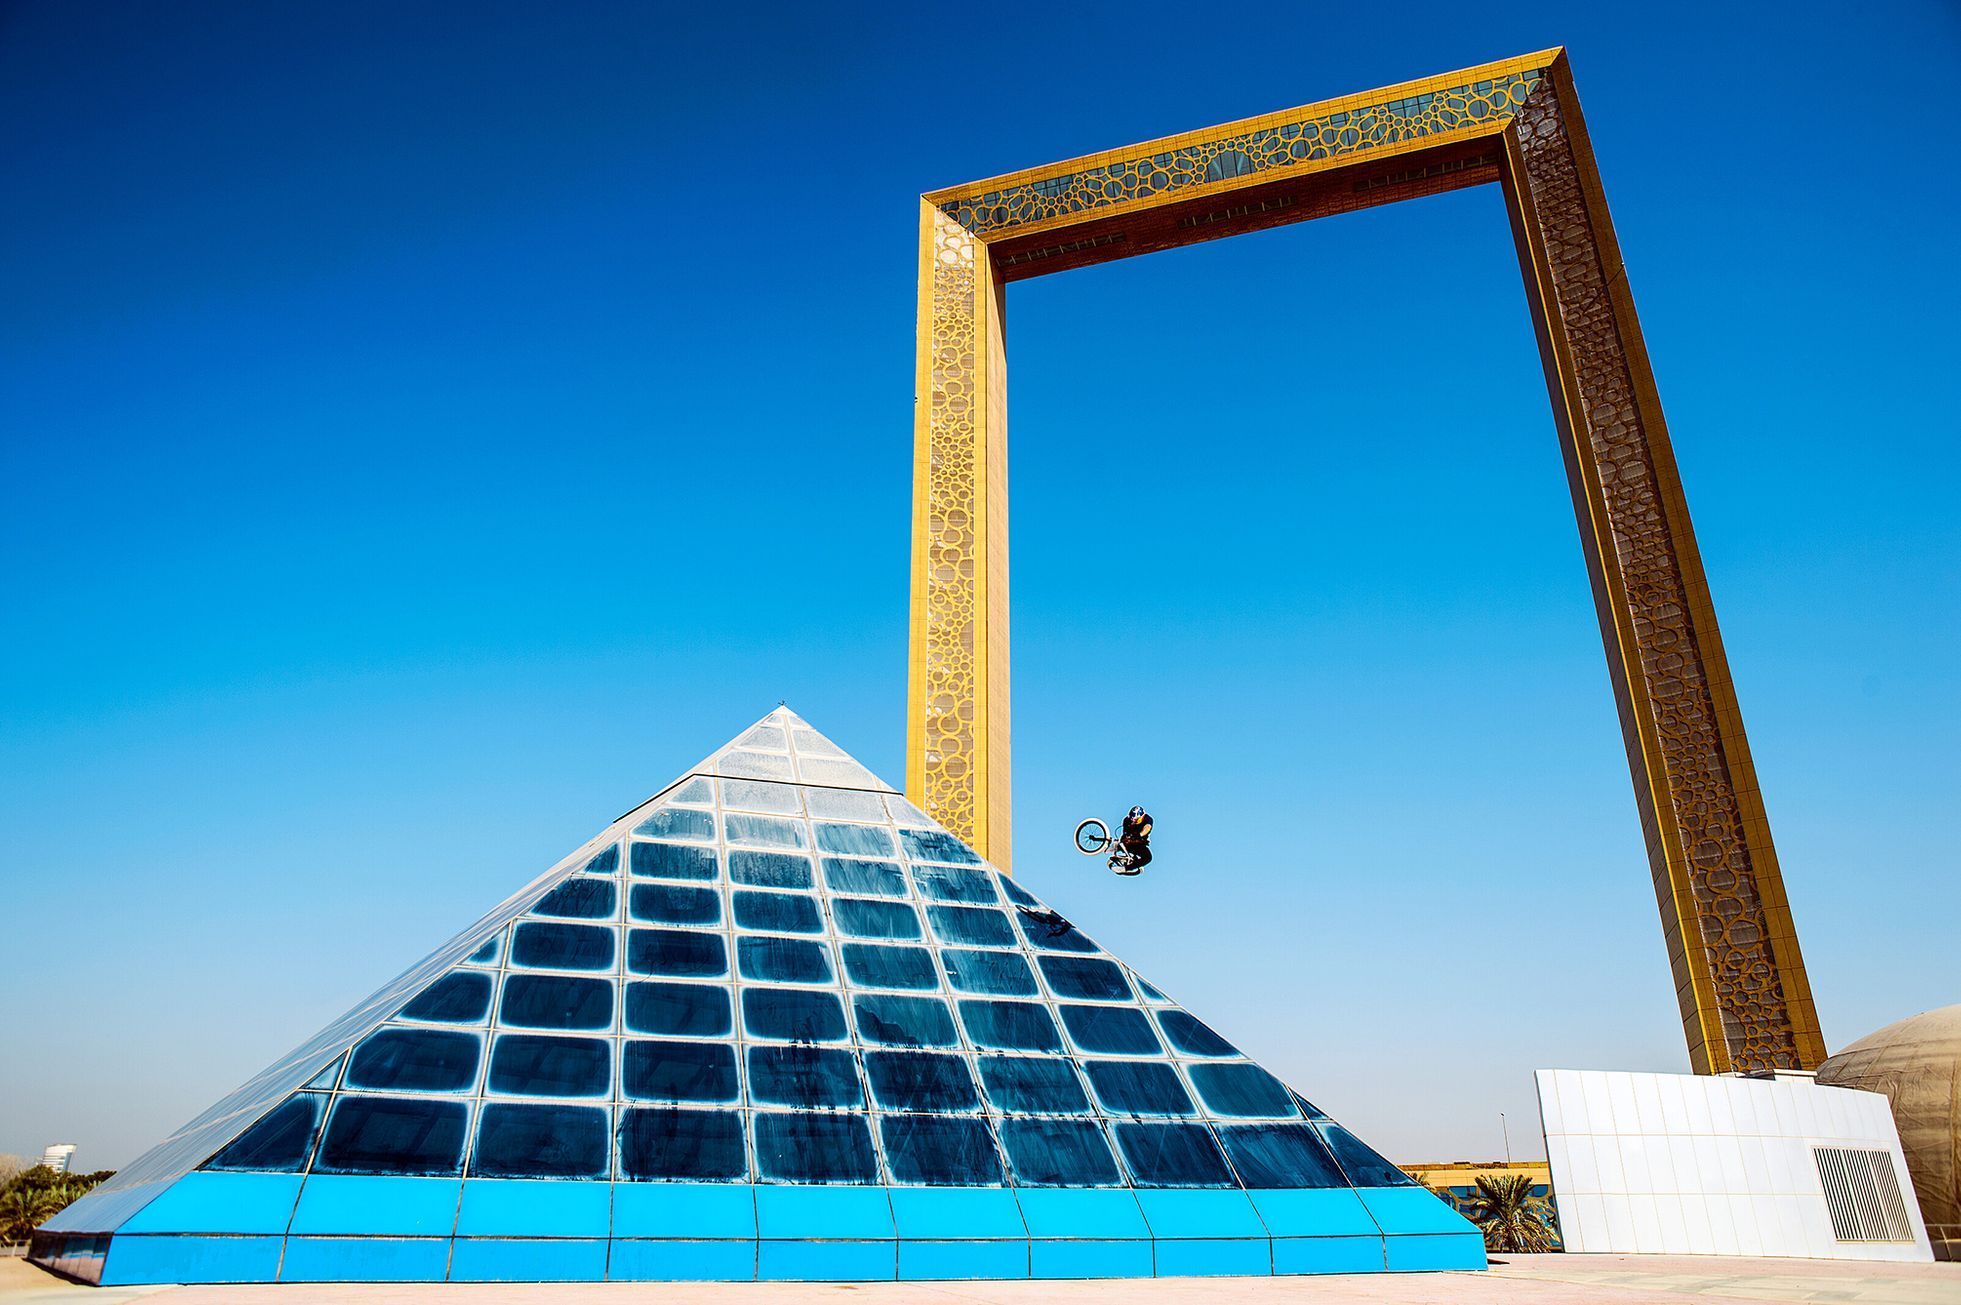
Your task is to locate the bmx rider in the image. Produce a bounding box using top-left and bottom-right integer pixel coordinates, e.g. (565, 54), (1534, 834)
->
(1115, 805), (1153, 875)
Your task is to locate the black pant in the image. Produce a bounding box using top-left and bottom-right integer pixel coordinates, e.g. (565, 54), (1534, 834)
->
(1119, 836), (1152, 869)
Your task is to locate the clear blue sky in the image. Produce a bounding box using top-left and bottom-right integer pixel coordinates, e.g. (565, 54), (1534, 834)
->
(2, 1), (1955, 1171)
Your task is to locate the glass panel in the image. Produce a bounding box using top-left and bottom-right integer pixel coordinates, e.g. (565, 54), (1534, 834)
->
(910, 864), (998, 903)
(532, 878), (617, 920)
(510, 922), (615, 972)
(1058, 1004), (1163, 1056)
(624, 981), (733, 1038)
(998, 1118), (1119, 1186)
(315, 1096), (469, 1176)
(731, 890), (823, 935)
(398, 971), (493, 1024)
(1156, 1010), (1238, 1057)
(1014, 911), (1099, 953)
(997, 874), (1040, 908)
(498, 974), (614, 1031)
(813, 822), (896, 857)
(617, 1107), (745, 1182)
(466, 935), (501, 965)
(880, 1115), (1004, 1186)
(581, 844), (620, 875)
(790, 728), (844, 757)
(1318, 1123), (1413, 1187)
(839, 943), (937, 991)
(629, 882), (722, 927)
(728, 850), (813, 890)
(487, 1034), (612, 1097)
(622, 1040), (740, 1104)
(719, 778), (800, 814)
(627, 928), (728, 978)
(345, 1029), (480, 1093)
(630, 841), (719, 881)
(1113, 1122), (1235, 1187)
(957, 1000), (1062, 1052)
(803, 788), (888, 822)
(1038, 955), (1131, 1002)
(742, 988), (847, 1042)
(885, 795), (935, 827)
(753, 1112), (877, 1183)
(977, 1056), (1090, 1115)
(1082, 1061), (1194, 1116)
(832, 898), (921, 940)
(1215, 1123), (1346, 1188)
(633, 807), (715, 842)
(942, 949), (1037, 996)
(852, 993), (957, 1048)
(737, 935), (833, 985)
(820, 857), (906, 898)
(718, 750), (793, 781)
(725, 814), (806, 849)
(472, 1103), (609, 1178)
(898, 828), (983, 865)
(747, 1045), (863, 1108)
(203, 1094), (323, 1172)
(736, 723), (786, 750)
(926, 905), (1014, 947)
(663, 777), (714, 806)
(1188, 1063), (1296, 1118)
(862, 1051), (978, 1113)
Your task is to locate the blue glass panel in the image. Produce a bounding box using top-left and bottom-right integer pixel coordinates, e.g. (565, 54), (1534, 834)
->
(910, 864), (998, 903)
(998, 1118), (1120, 1186)
(398, 971), (493, 1024)
(629, 882), (721, 927)
(582, 844), (620, 875)
(1113, 1122), (1235, 1187)
(532, 878), (616, 920)
(467, 936), (500, 965)
(725, 814), (806, 848)
(977, 1056), (1091, 1115)
(623, 981), (732, 1037)
(813, 822), (895, 857)
(957, 1000), (1062, 1052)
(499, 974), (613, 1031)
(1215, 1123), (1346, 1188)
(898, 829), (982, 865)
(1157, 1010), (1239, 1057)
(832, 898), (921, 940)
(742, 988), (847, 1042)
(728, 850), (813, 889)
(1083, 1061), (1194, 1116)
(753, 1112), (878, 1183)
(203, 1095), (323, 1172)
(487, 1034), (611, 1097)
(863, 1051), (978, 1112)
(617, 1107), (746, 1181)
(472, 1103), (609, 1178)
(852, 994), (957, 1048)
(820, 857), (907, 897)
(510, 922), (615, 972)
(622, 1040), (740, 1103)
(737, 935), (833, 984)
(1189, 1063), (1296, 1118)
(1014, 910), (1099, 953)
(315, 1097), (468, 1176)
(1136, 978), (1168, 1002)
(633, 807), (714, 841)
(880, 1116), (1004, 1186)
(1292, 1090), (1329, 1121)
(627, 928), (728, 978)
(1059, 1005), (1162, 1056)
(840, 943), (936, 991)
(629, 841), (718, 881)
(1318, 1123), (1413, 1186)
(997, 874), (1039, 908)
(926, 905), (1014, 947)
(1039, 955), (1131, 1002)
(731, 890), (823, 934)
(747, 1045), (863, 1108)
(942, 948), (1037, 996)
(346, 1029), (480, 1093)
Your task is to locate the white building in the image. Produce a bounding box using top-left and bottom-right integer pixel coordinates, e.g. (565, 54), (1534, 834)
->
(40, 1144), (76, 1174)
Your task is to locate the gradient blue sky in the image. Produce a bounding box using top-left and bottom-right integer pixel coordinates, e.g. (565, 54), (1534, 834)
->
(3, 1), (1956, 1170)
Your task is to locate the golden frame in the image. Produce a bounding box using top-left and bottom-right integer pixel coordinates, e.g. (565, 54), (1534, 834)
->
(906, 49), (1822, 1075)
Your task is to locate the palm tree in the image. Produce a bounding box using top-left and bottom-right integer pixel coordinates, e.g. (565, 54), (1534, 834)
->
(0, 1188), (63, 1245)
(1462, 1172), (1557, 1253)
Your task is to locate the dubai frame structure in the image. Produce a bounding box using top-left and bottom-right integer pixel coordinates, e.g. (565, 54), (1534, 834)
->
(905, 49), (1824, 1078)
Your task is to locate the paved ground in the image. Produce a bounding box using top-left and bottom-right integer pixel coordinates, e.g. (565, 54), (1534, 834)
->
(4, 1255), (1956, 1305)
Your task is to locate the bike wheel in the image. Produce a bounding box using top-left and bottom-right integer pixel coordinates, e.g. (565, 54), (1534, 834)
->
(1074, 818), (1111, 855)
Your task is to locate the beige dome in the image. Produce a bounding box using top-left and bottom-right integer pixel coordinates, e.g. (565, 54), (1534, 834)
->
(1817, 1005), (1961, 1260)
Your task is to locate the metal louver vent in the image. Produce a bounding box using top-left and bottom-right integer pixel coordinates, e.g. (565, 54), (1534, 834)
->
(1814, 1147), (1915, 1243)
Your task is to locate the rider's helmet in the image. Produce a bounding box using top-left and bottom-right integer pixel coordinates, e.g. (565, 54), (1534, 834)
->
(1128, 805), (1146, 820)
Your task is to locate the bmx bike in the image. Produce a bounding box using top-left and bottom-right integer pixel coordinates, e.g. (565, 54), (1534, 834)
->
(1074, 817), (1145, 875)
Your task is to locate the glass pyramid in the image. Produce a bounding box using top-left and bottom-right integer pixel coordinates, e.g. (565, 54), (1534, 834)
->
(34, 708), (1482, 1285)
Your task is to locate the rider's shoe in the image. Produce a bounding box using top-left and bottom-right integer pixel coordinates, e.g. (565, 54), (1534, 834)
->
(1112, 863), (1141, 877)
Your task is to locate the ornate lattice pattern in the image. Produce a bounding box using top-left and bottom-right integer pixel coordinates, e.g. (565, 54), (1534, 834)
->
(1511, 82), (1799, 1072)
(921, 210), (982, 843)
(940, 71), (1541, 236)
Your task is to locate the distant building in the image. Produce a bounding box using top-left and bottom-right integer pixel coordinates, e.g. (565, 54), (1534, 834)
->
(1405, 1160), (1562, 1249)
(40, 1144), (77, 1174)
